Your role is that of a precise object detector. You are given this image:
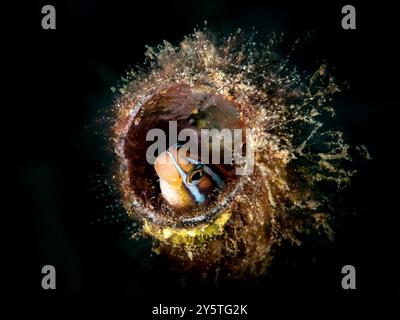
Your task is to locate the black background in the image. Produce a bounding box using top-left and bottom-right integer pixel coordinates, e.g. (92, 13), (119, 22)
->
(8, 0), (399, 316)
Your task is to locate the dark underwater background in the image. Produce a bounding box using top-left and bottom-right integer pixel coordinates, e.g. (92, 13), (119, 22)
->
(8, 0), (399, 316)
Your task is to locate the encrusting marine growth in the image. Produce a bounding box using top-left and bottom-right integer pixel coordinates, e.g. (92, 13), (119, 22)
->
(110, 29), (365, 280)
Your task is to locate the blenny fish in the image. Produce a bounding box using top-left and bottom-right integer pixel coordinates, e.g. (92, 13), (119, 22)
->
(154, 144), (226, 208)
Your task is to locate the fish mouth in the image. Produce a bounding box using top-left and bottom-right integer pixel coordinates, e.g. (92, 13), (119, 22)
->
(114, 83), (247, 228)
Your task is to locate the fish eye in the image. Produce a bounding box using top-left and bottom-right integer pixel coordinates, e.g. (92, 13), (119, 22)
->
(187, 165), (204, 185)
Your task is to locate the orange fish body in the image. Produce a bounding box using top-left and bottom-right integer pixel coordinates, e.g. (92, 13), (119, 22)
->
(154, 144), (225, 208)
